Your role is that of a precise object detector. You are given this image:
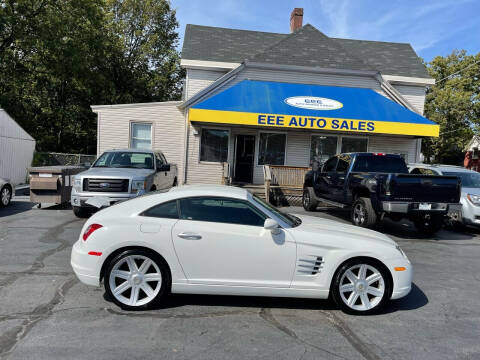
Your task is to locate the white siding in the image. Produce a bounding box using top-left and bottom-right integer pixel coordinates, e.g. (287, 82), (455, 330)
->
(184, 124), (225, 184)
(96, 102), (185, 179)
(186, 69), (227, 99)
(0, 109), (36, 185)
(368, 135), (419, 163)
(392, 84), (427, 115)
(209, 67), (388, 99)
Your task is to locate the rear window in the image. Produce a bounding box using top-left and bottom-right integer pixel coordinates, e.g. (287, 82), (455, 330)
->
(352, 155), (408, 173)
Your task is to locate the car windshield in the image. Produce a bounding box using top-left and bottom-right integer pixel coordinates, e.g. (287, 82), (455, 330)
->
(252, 195), (301, 227)
(352, 155), (408, 173)
(443, 172), (480, 188)
(93, 151), (154, 169)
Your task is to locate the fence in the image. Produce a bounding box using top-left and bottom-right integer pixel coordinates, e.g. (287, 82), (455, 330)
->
(32, 152), (96, 167)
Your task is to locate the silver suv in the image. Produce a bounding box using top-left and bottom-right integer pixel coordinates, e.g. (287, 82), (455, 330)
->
(71, 149), (177, 217)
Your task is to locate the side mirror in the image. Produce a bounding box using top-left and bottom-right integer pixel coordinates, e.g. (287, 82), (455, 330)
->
(264, 218), (281, 235)
(158, 164), (170, 172)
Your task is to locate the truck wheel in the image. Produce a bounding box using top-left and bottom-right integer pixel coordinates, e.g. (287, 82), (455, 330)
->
(414, 215), (443, 236)
(73, 206), (90, 218)
(352, 197), (377, 228)
(303, 187), (318, 211)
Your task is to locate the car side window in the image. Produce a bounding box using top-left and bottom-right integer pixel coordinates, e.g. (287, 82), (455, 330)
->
(160, 153), (167, 164)
(336, 154), (351, 173)
(142, 200), (178, 219)
(323, 157), (338, 172)
(155, 153), (165, 169)
(179, 197), (267, 226)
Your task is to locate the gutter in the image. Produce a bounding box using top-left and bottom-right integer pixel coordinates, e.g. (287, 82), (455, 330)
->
(375, 74), (419, 114)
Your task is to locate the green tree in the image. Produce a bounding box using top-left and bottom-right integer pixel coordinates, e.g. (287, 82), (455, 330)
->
(422, 50), (480, 164)
(0, 0), (183, 154)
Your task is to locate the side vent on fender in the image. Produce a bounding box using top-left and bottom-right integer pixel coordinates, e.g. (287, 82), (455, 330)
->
(297, 256), (324, 275)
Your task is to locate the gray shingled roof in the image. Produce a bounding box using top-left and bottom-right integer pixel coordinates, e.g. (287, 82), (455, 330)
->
(182, 24), (430, 78)
(250, 24), (375, 72)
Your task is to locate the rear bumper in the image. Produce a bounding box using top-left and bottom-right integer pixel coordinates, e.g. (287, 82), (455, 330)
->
(382, 201), (461, 215)
(71, 241), (102, 287)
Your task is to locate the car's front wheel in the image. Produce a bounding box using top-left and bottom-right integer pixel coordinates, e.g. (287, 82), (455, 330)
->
(0, 185), (12, 207)
(73, 206), (90, 218)
(332, 259), (392, 315)
(105, 249), (170, 310)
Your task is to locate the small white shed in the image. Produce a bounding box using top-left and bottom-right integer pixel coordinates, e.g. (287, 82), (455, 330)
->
(0, 109), (36, 185)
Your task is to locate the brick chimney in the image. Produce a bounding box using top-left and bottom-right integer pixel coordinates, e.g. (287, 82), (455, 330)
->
(290, 8), (303, 33)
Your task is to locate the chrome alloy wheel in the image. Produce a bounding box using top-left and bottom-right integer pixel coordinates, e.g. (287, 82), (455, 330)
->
(108, 255), (162, 307)
(353, 203), (366, 225)
(1, 187), (11, 206)
(303, 190), (310, 208)
(339, 264), (385, 311)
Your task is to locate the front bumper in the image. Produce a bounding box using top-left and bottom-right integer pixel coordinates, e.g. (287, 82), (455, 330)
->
(71, 240), (102, 286)
(383, 257), (413, 300)
(382, 201), (462, 215)
(71, 188), (138, 208)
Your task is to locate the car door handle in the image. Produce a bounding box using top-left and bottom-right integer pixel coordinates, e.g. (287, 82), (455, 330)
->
(177, 232), (202, 240)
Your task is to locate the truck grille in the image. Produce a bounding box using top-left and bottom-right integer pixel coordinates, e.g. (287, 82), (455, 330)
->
(83, 178), (129, 192)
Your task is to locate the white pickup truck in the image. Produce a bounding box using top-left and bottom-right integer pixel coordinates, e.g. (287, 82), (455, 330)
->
(71, 149), (177, 217)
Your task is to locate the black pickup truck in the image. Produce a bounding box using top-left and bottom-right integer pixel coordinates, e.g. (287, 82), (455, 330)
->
(303, 153), (462, 235)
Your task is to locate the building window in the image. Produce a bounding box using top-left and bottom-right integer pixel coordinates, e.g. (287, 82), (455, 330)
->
(341, 137), (368, 153)
(131, 123), (152, 149)
(200, 128), (229, 162)
(258, 133), (286, 165)
(311, 135), (338, 165)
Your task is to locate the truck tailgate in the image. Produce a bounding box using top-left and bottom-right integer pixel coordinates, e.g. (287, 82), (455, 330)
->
(387, 174), (460, 203)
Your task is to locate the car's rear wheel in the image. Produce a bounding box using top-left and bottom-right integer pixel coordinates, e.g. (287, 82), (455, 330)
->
(105, 249), (170, 310)
(351, 197), (377, 228)
(332, 259), (391, 315)
(0, 186), (12, 207)
(303, 187), (318, 211)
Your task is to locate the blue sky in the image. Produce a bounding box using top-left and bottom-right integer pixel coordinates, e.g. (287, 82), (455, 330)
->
(171, 0), (479, 62)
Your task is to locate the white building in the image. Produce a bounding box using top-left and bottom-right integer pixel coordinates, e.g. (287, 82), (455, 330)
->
(0, 109), (36, 185)
(92, 8), (437, 186)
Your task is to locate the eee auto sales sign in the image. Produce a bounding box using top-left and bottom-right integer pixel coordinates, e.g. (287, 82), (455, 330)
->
(285, 96), (343, 110)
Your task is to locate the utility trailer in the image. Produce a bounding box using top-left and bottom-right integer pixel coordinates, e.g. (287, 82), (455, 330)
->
(28, 166), (85, 207)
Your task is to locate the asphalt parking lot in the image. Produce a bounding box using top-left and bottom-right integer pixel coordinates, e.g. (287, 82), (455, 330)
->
(1, 198), (480, 360)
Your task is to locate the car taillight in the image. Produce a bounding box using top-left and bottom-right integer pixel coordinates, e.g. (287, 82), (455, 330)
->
(374, 152), (385, 156)
(83, 224), (103, 241)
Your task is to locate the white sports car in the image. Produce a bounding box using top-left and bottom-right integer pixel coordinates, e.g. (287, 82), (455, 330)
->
(71, 185), (412, 315)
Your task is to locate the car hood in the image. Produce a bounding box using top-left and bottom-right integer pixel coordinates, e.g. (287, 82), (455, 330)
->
(291, 214), (397, 247)
(77, 167), (154, 179)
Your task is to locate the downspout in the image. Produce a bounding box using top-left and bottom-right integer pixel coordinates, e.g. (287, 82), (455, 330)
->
(182, 76), (190, 185)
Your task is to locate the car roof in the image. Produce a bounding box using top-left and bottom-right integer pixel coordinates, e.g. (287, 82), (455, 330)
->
(169, 185), (250, 200)
(103, 149), (156, 153)
(408, 163), (473, 173)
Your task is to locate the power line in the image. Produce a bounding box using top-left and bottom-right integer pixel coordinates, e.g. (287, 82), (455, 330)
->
(435, 59), (480, 84)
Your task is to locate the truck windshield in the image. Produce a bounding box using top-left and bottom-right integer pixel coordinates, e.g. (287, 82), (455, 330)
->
(352, 155), (408, 173)
(443, 172), (480, 188)
(93, 152), (154, 169)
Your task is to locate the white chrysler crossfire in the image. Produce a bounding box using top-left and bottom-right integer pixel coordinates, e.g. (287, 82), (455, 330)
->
(71, 185), (412, 315)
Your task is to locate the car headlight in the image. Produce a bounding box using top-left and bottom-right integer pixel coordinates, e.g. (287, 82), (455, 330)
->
(131, 180), (146, 192)
(467, 194), (480, 206)
(396, 245), (408, 259)
(73, 177), (82, 192)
